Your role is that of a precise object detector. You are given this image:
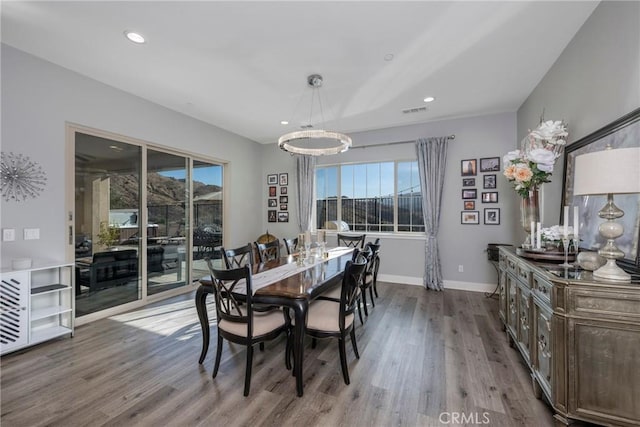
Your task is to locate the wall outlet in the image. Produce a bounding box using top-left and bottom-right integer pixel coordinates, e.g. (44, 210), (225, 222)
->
(458, 264), (464, 273)
(2, 228), (16, 241)
(24, 228), (40, 240)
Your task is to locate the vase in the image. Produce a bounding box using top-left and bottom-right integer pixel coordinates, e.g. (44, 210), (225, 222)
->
(521, 186), (540, 246)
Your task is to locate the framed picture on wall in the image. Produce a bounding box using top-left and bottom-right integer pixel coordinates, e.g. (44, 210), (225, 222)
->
(462, 178), (475, 187)
(280, 204), (287, 211)
(280, 195), (288, 204)
(279, 173), (288, 186)
(268, 210), (277, 222)
(482, 191), (498, 203)
(462, 189), (477, 199)
(280, 186), (288, 195)
(483, 174), (497, 189)
(461, 211), (479, 224)
(268, 198), (277, 207)
(278, 211), (289, 222)
(480, 157), (500, 172)
(267, 174), (278, 185)
(269, 186), (277, 197)
(464, 201), (475, 210)
(461, 159), (477, 176)
(484, 208), (500, 225)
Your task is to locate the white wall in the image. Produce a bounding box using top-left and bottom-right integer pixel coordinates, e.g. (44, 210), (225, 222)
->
(0, 45), (264, 267)
(518, 1), (640, 225)
(261, 113), (518, 290)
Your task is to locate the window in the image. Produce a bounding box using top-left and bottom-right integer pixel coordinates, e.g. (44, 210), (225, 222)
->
(316, 161), (424, 232)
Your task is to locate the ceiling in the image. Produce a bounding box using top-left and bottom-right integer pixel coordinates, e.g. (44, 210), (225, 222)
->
(1, 1), (599, 144)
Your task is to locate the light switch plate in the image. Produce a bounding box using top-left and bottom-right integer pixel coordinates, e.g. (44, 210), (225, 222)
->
(2, 228), (16, 241)
(24, 228), (40, 240)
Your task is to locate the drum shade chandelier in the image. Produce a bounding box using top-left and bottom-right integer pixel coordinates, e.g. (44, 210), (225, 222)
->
(278, 74), (352, 156)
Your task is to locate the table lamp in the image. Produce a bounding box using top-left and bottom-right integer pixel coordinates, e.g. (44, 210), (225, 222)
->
(573, 146), (640, 282)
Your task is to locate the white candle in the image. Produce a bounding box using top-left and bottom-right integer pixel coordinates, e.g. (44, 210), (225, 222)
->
(536, 222), (542, 249)
(563, 206), (569, 237)
(317, 230), (326, 244)
(530, 221), (535, 248)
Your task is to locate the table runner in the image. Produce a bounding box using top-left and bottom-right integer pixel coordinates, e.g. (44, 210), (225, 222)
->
(232, 247), (354, 295)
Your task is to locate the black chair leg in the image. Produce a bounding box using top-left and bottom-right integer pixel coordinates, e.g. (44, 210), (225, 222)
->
(311, 338), (317, 349)
(357, 298), (364, 325)
(369, 286), (375, 307)
(213, 334), (223, 377)
(244, 345), (254, 396)
(350, 328), (360, 359)
(361, 288), (369, 316)
(338, 338), (350, 385)
(373, 281), (379, 298)
(259, 342), (265, 352)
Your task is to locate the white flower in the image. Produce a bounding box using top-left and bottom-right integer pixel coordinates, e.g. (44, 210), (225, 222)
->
(527, 148), (556, 171)
(530, 120), (568, 141)
(503, 150), (522, 166)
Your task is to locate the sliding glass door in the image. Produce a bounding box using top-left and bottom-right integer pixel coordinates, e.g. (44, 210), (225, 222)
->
(146, 150), (189, 295)
(74, 133), (142, 316)
(73, 128), (225, 319)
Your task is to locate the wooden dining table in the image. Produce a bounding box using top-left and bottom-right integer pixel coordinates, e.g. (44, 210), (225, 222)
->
(195, 248), (354, 397)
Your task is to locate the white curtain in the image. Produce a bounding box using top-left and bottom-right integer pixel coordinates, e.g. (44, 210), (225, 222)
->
(295, 155), (317, 232)
(416, 137), (449, 291)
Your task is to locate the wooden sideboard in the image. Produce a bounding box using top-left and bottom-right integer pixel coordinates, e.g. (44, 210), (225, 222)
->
(498, 247), (640, 426)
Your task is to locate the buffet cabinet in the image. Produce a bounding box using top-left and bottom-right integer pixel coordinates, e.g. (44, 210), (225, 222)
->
(498, 247), (640, 427)
(0, 261), (74, 355)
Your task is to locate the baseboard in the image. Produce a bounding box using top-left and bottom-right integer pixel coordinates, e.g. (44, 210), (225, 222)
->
(378, 274), (497, 293)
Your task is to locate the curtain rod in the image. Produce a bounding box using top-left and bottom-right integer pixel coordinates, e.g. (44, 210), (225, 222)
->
(350, 134), (455, 150)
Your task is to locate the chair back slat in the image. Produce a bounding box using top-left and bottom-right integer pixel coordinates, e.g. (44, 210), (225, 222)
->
(222, 243), (254, 269)
(340, 256), (367, 329)
(337, 233), (366, 249)
(283, 237), (298, 255)
(205, 259), (253, 328)
(255, 239), (281, 263)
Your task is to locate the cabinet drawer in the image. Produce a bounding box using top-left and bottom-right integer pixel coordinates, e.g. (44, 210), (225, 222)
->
(533, 273), (552, 305)
(517, 285), (532, 363)
(516, 262), (532, 288)
(507, 274), (518, 336)
(570, 288), (640, 322)
(535, 304), (552, 394)
(506, 254), (518, 275)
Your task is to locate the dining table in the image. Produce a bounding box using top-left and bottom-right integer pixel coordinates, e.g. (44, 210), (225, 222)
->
(195, 247), (355, 397)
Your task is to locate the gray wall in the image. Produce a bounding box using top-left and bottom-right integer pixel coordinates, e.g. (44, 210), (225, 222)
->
(1, 45), (263, 267)
(261, 113), (518, 289)
(518, 1), (640, 226)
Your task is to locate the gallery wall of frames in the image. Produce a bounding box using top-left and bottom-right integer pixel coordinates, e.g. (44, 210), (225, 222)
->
(267, 173), (289, 223)
(460, 157), (501, 225)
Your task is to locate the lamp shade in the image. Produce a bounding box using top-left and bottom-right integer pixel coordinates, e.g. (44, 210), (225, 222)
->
(573, 147), (640, 195)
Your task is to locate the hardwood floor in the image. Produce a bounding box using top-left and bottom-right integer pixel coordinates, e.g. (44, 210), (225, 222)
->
(1, 282), (556, 426)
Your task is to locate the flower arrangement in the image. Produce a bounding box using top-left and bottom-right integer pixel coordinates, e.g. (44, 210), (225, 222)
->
(503, 120), (568, 198)
(540, 225), (574, 242)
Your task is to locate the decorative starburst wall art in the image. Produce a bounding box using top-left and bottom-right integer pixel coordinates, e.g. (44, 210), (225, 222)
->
(1, 152), (47, 202)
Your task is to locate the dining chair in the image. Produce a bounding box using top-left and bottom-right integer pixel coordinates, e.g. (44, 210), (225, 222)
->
(368, 240), (381, 298)
(321, 248), (366, 324)
(294, 255), (367, 385)
(255, 239), (281, 263)
(361, 242), (380, 310)
(222, 243), (255, 269)
(337, 233), (366, 249)
(205, 260), (291, 396)
(283, 237), (298, 255)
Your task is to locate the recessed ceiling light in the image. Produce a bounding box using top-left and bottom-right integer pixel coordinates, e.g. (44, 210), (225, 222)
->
(124, 31), (145, 44)
(280, 120), (289, 125)
(384, 53), (394, 61)
(423, 96), (435, 103)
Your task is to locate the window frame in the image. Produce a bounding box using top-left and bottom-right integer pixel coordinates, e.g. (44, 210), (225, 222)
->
(315, 159), (424, 234)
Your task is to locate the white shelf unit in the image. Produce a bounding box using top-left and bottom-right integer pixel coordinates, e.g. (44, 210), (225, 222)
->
(1, 261), (74, 355)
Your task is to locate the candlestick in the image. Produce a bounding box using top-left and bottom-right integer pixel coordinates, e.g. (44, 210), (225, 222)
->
(563, 206), (569, 237)
(536, 222), (542, 249)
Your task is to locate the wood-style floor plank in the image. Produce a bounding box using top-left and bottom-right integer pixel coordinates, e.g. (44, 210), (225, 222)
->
(1, 283), (559, 427)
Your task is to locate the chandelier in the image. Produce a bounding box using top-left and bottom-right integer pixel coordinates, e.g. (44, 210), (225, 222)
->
(278, 74), (352, 156)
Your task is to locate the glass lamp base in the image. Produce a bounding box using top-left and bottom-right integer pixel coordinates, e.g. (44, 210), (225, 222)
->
(593, 259), (631, 282)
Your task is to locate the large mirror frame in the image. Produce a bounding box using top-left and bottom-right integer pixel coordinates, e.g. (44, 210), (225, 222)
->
(561, 107), (640, 274)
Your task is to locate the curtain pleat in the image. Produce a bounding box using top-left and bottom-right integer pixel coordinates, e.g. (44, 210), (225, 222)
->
(416, 137), (449, 291)
(295, 155), (317, 232)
